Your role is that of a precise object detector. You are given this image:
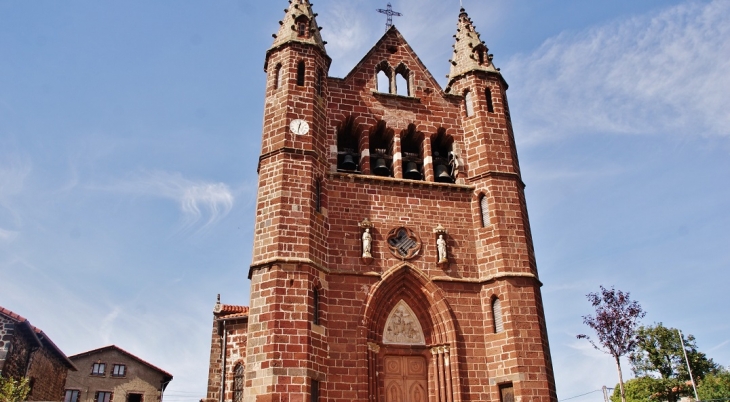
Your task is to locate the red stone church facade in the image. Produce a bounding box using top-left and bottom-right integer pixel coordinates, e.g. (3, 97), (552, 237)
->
(206, 2), (558, 402)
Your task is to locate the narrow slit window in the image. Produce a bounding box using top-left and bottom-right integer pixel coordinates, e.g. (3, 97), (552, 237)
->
(313, 287), (320, 325)
(297, 61), (305, 86)
(492, 298), (504, 333)
(485, 88), (494, 113)
(465, 91), (474, 117)
(315, 179), (322, 213)
(274, 64), (283, 90)
(234, 364), (244, 402)
(480, 195), (490, 227)
(316, 68), (323, 96)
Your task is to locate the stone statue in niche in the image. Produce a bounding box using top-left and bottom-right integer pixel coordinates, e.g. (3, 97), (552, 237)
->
(362, 228), (373, 258)
(383, 300), (425, 345)
(437, 234), (448, 263)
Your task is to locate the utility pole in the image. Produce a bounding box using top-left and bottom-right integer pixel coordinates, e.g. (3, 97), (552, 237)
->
(602, 386), (610, 402)
(678, 329), (700, 401)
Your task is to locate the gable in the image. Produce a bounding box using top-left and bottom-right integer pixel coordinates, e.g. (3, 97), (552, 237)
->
(338, 26), (449, 100)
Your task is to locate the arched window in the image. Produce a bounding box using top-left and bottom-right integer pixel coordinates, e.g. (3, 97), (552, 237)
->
(313, 287), (320, 325)
(485, 88), (494, 113)
(492, 297), (504, 333)
(233, 364), (244, 402)
(297, 61), (305, 86)
(479, 194), (490, 227)
(464, 91), (474, 117)
(377, 70), (390, 93)
(274, 63), (283, 90)
(396, 73), (408, 96)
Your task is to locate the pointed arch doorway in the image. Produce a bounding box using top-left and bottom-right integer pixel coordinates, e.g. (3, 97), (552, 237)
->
(364, 265), (460, 402)
(380, 300), (429, 402)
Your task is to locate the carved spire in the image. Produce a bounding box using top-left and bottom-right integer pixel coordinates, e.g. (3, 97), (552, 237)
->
(447, 8), (499, 85)
(270, 0), (327, 54)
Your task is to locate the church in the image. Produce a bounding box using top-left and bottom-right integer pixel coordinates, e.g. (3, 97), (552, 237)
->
(205, 2), (558, 402)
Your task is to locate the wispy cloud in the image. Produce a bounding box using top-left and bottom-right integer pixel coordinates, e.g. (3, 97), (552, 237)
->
(506, 0), (730, 145)
(105, 170), (234, 232)
(0, 228), (18, 243)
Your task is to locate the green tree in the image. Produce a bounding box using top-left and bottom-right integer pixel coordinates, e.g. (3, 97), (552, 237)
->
(610, 376), (661, 402)
(0, 376), (30, 402)
(629, 323), (720, 402)
(698, 369), (730, 401)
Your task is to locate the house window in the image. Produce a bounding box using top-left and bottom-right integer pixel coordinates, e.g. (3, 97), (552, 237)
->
(492, 297), (504, 333)
(485, 88), (494, 113)
(91, 362), (106, 376)
(65, 390), (80, 402)
(111, 364), (126, 377)
(465, 91), (474, 117)
(127, 394), (142, 402)
(95, 391), (113, 402)
(297, 61), (305, 86)
(234, 364), (244, 402)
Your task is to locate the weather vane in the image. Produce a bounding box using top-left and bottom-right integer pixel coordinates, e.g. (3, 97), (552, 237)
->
(377, 3), (402, 32)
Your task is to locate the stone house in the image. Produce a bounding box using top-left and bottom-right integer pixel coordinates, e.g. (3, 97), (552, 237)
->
(65, 346), (172, 402)
(0, 305), (77, 401)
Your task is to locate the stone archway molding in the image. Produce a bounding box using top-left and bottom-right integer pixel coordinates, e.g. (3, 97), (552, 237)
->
(361, 263), (461, 402)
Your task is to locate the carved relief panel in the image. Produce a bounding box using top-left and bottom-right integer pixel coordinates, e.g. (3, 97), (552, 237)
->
(383, 300), (425, 345)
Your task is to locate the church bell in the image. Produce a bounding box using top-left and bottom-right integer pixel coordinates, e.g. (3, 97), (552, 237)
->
(435, 163), (452, 183)
(373, 158), (390, 176)
(403, 161), (421, 180)
(340, 154), (357, 171)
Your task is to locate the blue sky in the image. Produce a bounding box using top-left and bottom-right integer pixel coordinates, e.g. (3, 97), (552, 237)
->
(1, 0), (728, 401)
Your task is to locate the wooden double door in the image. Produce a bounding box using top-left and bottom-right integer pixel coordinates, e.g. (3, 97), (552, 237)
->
(383, 355), (428, 402)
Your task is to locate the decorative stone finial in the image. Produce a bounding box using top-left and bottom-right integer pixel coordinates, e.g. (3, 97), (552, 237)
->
(445, 7), (499, 88)
(270, 0), (326, 54)
(213, 294), (222, 313)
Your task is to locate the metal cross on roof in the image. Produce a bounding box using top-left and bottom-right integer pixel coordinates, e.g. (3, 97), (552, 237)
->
(377, 3), (402, 32)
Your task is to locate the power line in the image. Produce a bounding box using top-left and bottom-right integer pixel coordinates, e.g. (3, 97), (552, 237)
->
(560, 389), (606, 402)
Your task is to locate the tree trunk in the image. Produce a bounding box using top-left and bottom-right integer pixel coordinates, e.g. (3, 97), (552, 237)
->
(615, 356), (626, 402)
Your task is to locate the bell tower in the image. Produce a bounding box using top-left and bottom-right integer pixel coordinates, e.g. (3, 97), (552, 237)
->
(234, 3), (558, 402)
(245, 1), (330, 402)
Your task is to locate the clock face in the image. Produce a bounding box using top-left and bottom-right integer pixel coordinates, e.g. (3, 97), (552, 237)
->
(290, 119), (310, 135)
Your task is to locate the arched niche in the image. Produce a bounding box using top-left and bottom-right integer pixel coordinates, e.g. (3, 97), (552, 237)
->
(369, 121), (394, 177)
(401, 124), (424, 181)
(336, 116), (363, 172)
(431, 128), (455, 183)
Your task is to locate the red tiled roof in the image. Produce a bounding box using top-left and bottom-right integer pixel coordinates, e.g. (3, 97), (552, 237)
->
(68, 345), (173, 381)
(0, 305), (77, 370)
(218, 304), (249, 314)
